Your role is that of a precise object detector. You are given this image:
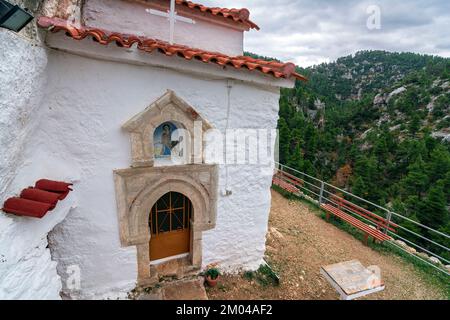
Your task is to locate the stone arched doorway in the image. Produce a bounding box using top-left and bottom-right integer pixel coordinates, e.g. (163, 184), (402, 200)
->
(149, 191), (193, 262)
(114, 90), (218, 286)
(114, 166), (218, 286)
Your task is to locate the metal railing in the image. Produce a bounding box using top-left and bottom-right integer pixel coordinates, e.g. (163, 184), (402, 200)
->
(273, 162), (450, 277)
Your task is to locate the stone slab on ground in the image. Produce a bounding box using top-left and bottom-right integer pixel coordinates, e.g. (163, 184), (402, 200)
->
(320, 259), (384, 300)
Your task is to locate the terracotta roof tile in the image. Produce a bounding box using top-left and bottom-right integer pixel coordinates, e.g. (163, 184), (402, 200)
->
(2, 179), (73, 218)
(175, 0), (260, 30)
(20, 188), (60, 209)
(37, 17), (307, 81)
(3, 198), (53, 219)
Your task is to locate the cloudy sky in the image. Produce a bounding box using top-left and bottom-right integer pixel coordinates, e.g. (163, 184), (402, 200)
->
(199, 0), (450, 67)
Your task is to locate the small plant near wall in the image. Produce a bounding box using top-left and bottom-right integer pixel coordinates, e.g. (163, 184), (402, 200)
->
(204, 263), (221, 287)
(256, 264), (280, 287)
(242, 264), (280, 287)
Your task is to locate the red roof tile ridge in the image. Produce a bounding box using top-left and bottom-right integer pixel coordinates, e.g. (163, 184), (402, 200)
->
(37, 16), (307, 81)
(175, 0), (260, 30)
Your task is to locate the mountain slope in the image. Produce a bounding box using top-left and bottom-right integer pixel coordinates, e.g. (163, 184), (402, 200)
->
(301, 50), (445, 103)
(251, 50), (450, 260)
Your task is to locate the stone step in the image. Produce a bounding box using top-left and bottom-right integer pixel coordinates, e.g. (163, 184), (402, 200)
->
(138, 276), (208, 300)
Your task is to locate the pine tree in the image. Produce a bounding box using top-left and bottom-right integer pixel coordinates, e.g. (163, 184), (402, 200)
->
(401, 156), (429, 199)
(277, 118), (291, 164)
(303, 123), (318, 160)
(418, 181), (448, 229)
(287, 144), (304, 172)
(352, 176), (368, 198)
(374, 134), (389, 168)
(408, 113), (421, 136)
(302, 159), (316, 176)
(427, 145), (450, 183)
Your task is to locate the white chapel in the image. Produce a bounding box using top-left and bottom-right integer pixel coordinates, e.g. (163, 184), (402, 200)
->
(0, 0), (305, 299)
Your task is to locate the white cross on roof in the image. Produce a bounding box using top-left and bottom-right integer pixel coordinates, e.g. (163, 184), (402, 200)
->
(146, 0), (195, 45)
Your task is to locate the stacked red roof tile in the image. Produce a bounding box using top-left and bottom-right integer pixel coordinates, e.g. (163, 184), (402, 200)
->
(37, 17), (307, 81)
(176, 0), (260, 30)
(2, 179), (73, 218)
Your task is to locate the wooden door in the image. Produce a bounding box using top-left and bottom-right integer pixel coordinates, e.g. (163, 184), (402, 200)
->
(149, 192), (192, 261)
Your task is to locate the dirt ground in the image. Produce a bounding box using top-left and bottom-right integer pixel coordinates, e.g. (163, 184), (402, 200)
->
(207, 190), (447, 300)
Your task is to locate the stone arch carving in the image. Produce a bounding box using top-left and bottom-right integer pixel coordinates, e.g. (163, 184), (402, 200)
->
(122, 90), (212, 167)
(128, 176), (210, 245)
(114, 165), (218, 285)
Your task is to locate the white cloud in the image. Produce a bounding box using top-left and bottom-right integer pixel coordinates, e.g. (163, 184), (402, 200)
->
(199, 0), (450, 67)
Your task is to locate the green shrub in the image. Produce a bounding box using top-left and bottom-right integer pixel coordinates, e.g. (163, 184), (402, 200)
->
(205, 268), (220, 280)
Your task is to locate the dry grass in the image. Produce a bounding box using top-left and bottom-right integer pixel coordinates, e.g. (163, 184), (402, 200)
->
(207, 190), (447, 300)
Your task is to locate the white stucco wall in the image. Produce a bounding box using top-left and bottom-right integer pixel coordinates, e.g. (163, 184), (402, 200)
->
(10, 44), (281, 298)
(0, 29), (47, 197)
(0, 28), (73, 300)
(0, 195), (76, 299)
(83, 0), (245, 56)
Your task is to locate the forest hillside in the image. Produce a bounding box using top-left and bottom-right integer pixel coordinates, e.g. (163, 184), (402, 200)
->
(247, 51), (450, 260)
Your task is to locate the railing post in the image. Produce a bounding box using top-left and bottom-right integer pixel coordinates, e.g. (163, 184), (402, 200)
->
(319, 181), (325, 205)
(384, 210), (392, 235)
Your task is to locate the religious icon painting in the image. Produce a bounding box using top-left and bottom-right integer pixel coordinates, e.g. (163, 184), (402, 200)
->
(154, 121), (179, 159)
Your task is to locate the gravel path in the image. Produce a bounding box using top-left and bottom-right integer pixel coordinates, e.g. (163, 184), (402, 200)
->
(207, 190), (447, 300)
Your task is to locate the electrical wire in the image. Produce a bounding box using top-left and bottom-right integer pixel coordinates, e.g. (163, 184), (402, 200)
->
(224, 79), (233, 195)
